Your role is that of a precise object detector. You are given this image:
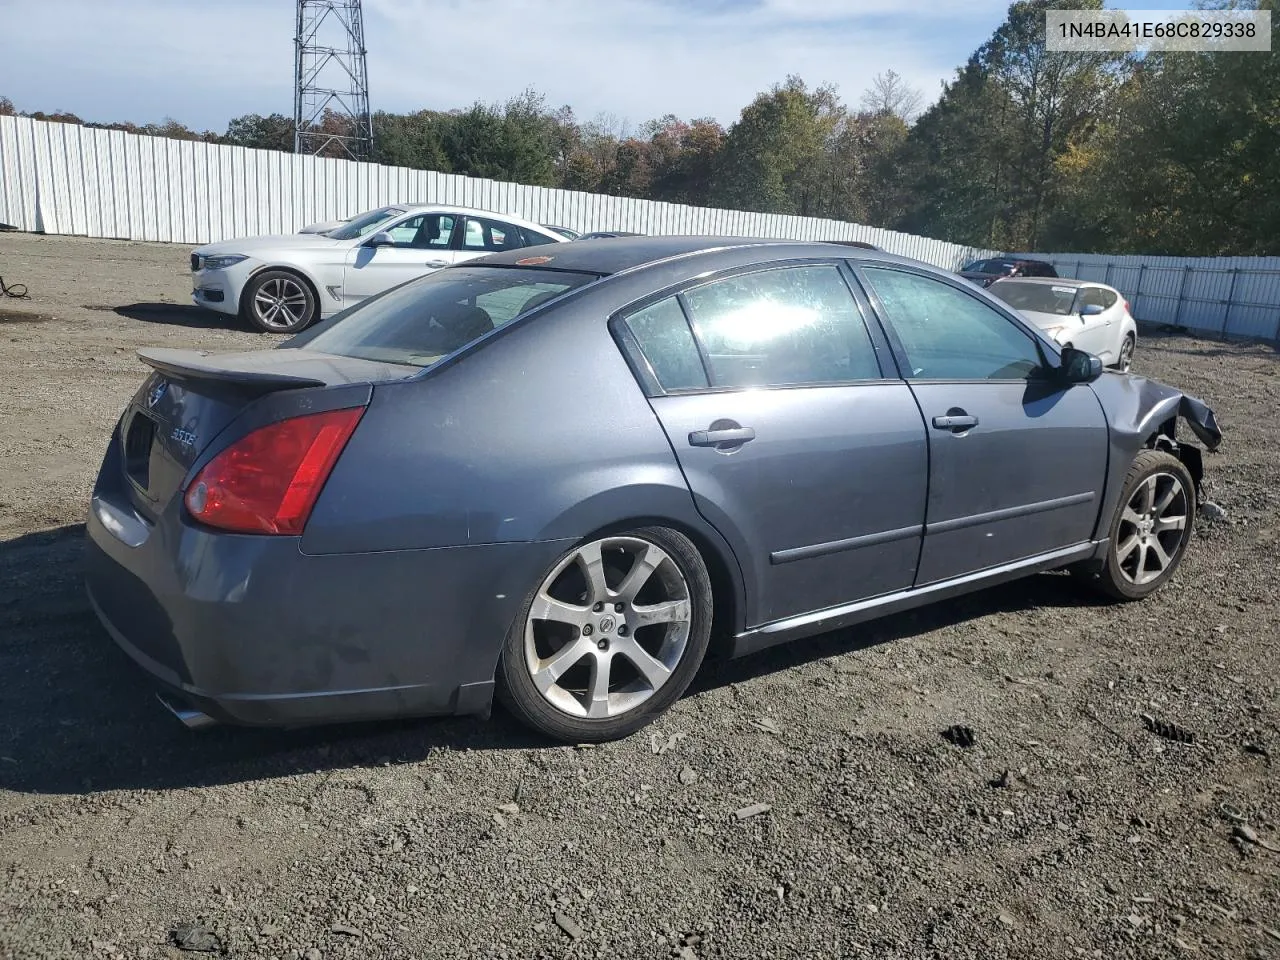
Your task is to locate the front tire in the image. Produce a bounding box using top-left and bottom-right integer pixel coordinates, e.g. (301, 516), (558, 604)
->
(1084, 450), (1195, 601)
(241, 269), (317, 333)
(497, 526), (713, 743)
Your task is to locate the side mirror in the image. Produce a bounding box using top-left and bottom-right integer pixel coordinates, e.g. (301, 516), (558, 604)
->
(367, 231), (395, 247)
(1059, 345), (1104, 384)
(1080, 303), (1106, 317)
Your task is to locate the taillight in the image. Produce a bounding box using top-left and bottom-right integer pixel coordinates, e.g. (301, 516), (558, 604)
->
(184, 407), (364, 535)
(1124, 299), (1131, 314)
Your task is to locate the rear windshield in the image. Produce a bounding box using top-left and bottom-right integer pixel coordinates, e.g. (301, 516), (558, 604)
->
(963, 259), (1017, 274)
(328, 206), (405, 240)
(288, 267), (598, 367)
(990, 281), (1080, 315)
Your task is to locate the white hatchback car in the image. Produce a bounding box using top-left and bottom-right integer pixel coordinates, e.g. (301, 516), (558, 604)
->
(190, 205), (568, 332)
(988, 277), (1138, 371)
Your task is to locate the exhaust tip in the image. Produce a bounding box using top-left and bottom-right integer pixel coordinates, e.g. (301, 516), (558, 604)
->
(156, 694), (217, 730)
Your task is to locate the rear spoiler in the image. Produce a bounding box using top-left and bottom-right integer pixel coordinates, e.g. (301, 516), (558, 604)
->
(137, 348), (327, 390)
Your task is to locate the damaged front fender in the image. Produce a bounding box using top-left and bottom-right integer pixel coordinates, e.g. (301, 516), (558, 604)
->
(1088, 372), (1222, 537)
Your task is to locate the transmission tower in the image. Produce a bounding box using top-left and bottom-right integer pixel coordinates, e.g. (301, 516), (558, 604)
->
(293, 0), (373, 161)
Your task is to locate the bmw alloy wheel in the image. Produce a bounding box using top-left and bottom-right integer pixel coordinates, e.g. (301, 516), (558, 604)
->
(252, 276), (310, 331)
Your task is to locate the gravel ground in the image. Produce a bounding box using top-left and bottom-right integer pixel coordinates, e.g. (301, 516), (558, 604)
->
(0, 231), (1277, 960)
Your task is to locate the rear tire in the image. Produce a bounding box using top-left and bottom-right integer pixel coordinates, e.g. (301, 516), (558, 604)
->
(241, 269), (317, 334)
(1079, 450), (1195, 601)
(1113, 333), (1136, 372)
(497, 526), (713, 743)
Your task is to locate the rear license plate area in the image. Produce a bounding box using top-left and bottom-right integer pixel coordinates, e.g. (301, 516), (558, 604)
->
(124, 412), (156, 490)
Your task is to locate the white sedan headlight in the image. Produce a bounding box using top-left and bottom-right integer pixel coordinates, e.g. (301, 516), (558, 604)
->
(199, 254), (248, 271)
(1040, 324), (1068, 342)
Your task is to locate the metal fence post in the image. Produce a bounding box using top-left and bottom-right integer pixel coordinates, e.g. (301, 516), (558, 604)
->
(1134, 264), (1145, 317)
(1173, 266), (1192, 329)
(1221, 267), (1239, 336)
(1104, 262), (1113, 286)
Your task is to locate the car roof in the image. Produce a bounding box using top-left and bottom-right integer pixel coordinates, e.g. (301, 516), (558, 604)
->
(468, 235), (926, 276)
(991, 276), (1101, 289)
(389, 204), (562, 234)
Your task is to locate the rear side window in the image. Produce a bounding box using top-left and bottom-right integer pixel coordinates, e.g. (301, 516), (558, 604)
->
(623, 298), (708, 391)
(463, 217), (525, 252)
(290, 266), (597, 368)
(518, 226), (558, 247)
(682, 264), (882, 388)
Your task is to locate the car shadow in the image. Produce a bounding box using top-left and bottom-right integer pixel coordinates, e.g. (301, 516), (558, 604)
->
(0, 523), (1105, 797)
(692, 571), (1108, 694)
(0, 524), (543, 797)
(111, 302), (248, 331)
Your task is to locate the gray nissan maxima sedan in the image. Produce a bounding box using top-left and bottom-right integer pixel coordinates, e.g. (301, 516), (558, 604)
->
(85, 236), (1221, 743)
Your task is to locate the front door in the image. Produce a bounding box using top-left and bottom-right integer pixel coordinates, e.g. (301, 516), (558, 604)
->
(342, 212), (460, 305)
(1070, 286), (1120, 364)
(621, 262), (930, 627)
(858, 265), (1109, 586)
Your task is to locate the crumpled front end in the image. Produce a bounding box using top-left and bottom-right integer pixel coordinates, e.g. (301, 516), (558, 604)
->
(1089, 371), (1223, 537)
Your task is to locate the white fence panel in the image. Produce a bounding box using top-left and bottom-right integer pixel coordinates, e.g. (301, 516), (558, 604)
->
(3, 114), (1002, 270)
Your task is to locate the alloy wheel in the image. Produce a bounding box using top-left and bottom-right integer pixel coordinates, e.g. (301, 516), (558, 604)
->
(1117, 336), (1135, 372)
(1113, 471), (1189, 585)
(252, 277), (309, 331)
(523, 536), (692, 720)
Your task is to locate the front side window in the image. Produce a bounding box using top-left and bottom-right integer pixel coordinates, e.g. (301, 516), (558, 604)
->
(862, 267), (1044, 381)
(681, 264), (882, 388)
(1083, 287), (1117, 310)
(377, 213), (455, 249)
(290, 267), (596, 368)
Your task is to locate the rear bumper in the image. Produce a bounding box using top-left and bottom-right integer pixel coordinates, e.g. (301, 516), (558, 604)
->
(84, 489), (569, 727)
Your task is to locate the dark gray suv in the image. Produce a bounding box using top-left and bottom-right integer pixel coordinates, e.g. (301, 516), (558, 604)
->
(85, 237), (1220, 743)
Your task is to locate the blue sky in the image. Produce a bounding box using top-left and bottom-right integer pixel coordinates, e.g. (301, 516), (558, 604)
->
(1, 0), (1198, 133)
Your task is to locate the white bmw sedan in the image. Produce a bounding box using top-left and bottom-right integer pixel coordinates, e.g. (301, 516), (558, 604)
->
(190, 205), (568, 332)
(988, 277), (1138, 371)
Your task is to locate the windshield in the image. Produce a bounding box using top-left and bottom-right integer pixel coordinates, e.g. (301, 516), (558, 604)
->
(990, 281), (1080, 316)
(328, 206), (406, 240)
(963, 259), (1017, 275)
(287, 267), (599, 367)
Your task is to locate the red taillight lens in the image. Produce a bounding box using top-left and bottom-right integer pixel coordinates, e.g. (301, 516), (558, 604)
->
(184, 407), (364, 535)
(1124, 299), (1132, 314)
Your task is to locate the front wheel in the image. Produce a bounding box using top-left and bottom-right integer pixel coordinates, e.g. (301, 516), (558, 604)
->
(240, 269), (317, 333)
(497, 527), (713, 743)
(1083, 450), (1195, 601)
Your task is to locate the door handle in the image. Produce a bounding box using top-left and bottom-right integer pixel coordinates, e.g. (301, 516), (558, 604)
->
(932, 414), (979, 431)
(424, 259), (449, 268)
(689, 426), (756, 447)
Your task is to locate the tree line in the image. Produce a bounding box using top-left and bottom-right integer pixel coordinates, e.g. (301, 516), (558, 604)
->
(3, 0), (1277, 256)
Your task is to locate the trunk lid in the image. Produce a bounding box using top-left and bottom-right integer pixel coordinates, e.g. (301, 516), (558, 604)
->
(118, 347), (417, 519)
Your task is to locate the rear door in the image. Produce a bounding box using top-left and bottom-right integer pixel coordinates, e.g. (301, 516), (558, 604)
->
(856, 265), (1109, 586)
(342, 212), (461, 304)
(619, 261), (929, 628)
